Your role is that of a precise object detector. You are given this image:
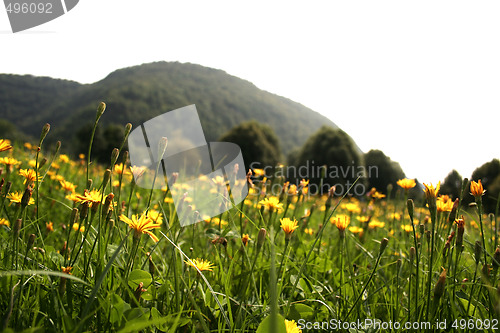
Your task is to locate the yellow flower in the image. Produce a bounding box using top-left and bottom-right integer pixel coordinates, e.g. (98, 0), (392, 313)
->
(120, 213), (161, 242)
(334, 215), (350, 232)
(114, 163), (130, 175)
(0, 157), (21, 167)
(74, 189), (103, 206)
(288, 184), (298, 195)
(78, 154), (85, 160)
(470, 179), (485, 198)
(19, 169), (41, 184)
(349, 226), (364, 234)
(61, 266), (73, 275)
(280, 217), (299, 237)
(185, 258), (214, 272)
(7, 192), (34, 205)
(397, 178), (416, 190)
(304, 228), (314, 235)
(258, 196), (283, 212)
(60, 180), (76, 193)
(437, 195), (453, 212)
(371, 191), (386, 199)
(401, 224), (413, 233)
(285, 319), (302, 333)
(59, 154), (70, 163)
(212, 175), (227, 187)
(423, 182), (440, 201)
(253, 168), (266, 176)
(241, 234), (251, 246)
(0, 218), (10, 227)
(369, 221), (385, 229)
(300, 179), (309, 187)
(0, 139), (12, 152)
(24, 142), (32, 150)
(46, 221), (54, 232)
(72, 223), (85, 232)
(147, 210), (163, 224)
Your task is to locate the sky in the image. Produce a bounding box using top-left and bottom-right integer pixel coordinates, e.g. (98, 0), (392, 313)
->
(1, 1), (499, 183)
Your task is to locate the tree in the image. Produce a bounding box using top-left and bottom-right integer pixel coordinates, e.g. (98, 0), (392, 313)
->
(364, 149), (405, 196)
(292, 126), (364, 194)
(218, 121), (282, 172)
(440, 170), (463, 200)
(75, 123), (126, 164)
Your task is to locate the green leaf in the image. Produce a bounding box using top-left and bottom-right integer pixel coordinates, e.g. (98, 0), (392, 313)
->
(127, 269), (152, 289)
(256, 314), (287, 333)
(288, 303), (314, 321)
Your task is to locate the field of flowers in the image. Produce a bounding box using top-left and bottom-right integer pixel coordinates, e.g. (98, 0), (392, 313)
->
(0, 105), (499, 332)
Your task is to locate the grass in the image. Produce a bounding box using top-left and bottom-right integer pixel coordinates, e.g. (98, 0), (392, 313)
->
(0, 106), (499, 332)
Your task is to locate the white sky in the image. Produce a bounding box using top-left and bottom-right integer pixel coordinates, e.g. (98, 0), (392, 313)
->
(1, 1), (499, 183)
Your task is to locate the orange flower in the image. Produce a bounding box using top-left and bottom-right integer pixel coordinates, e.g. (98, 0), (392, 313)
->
(397, 178), (416, 191)
(19, 169), (41, 184)
(46, 222), (54, 232)
(470, 179), (485, 198)
(280, 218), (299, 238)
(335, 215), (350, 232)
(119, 212), (161, 242)
(60, 180), (76, 193)
(0, 139), (12, 152)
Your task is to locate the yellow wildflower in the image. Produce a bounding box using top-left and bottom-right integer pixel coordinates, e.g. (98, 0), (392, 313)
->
(7, 192), (34, 205)
(119, 213), (161, 242)
(258, 196), (283, 212)
(285, 319), (302, 333)
(397, 178), (416, 190)
(0, 218), (10, 227)
(0, 139), (12, 152)
(280, 218), (299, 238)
(185, 258), (214, 272)
(470, 179), (485, 198)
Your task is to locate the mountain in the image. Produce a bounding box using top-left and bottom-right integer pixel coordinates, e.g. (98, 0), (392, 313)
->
(0, 61), (338, 154)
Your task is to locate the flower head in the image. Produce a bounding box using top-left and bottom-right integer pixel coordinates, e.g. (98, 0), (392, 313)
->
(0, 139), (12, 152)
(185, 258), (214, 272)
(0, 218), (10, 227)
(7, 191), (34, 205)
(61, 266), (73, 275)
(19, 169), (41, 184)
(74, 189), (103, 206)
(114, 163), (130, 176)
(60, 180), (76, 193)
(258, 196), (283, 212)
(423, 182), (440, 201)
(241, 234), (251, 246)
(334, 215), (350, 233)
(119, 212), (161, 242)
(470, 179), (485, 198)
(46, 221), (54, 232)
(397, 178), (416, 191)
(280, 217), (299, 238)
(437, 195), (454, 212)
(0, 157), (21, 167)
(285, 319), (302, 333)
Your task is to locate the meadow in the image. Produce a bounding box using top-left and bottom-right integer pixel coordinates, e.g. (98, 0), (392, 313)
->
(0, 104), (499, 332)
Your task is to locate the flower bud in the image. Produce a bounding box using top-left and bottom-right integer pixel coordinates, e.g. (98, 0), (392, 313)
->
(433, 269), (447, 300)
(475, 241), (482, 265)
(409, 246), (416, 265)
(39, 157), (48, 169)
(407, 199), (414, 220)
(447, 199), (459, 223)
(27, 233), (36, 250)
(87, 179), (93, 189)
(21, 187), (33, 208)
(102, 169), (111, 188)
(39, 123), (50, 146)
(379, 237), (389, 254)
(110, 148), (119, 166)
(124, 123), (132, 138)
(96, 102), (106, 121)
(102, 193), (115, 219)
(257, 228), (267, 249)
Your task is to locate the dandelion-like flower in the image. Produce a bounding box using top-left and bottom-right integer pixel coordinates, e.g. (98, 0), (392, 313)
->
(19, 169), (41, 184)
(0, 218), (10, 227)
(74, 189), (103, 206)
(46, 221), (54, 232)
(61, 266), (73, 275)
(258, 196), (283, 212)
(470, 179), (485, 198)
(114, 163), (130, 175)
(423, 182), (440, 201)
(7, 191), (34, 205)
(60, 180), (76, 193)
(241, 234), (251, 246)
(397, 178), (416, 191)
(147, 210), (163, 224)
(119, 213), (161, 242)
(185, 258), (214, 272)
(59, 154), (70, 163)
(0, 139), (12, 152)
(437, 195), (453, 212)
(285, 319), (302, 333)
(0, 157), (21, 168)
(280, 217), (299, 238)
(335, 215), (350, 233)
